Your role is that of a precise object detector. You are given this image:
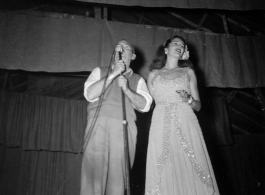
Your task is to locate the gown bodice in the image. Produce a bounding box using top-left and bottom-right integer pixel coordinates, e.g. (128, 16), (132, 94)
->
(151, 67), (190, 104)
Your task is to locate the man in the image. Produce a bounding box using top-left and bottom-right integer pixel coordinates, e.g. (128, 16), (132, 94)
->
(80, 40), (152, 195)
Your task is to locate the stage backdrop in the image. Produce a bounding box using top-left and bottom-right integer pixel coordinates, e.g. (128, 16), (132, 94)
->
(0, 12), (265, 88)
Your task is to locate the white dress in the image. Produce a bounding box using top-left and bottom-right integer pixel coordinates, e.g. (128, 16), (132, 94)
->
(145, 68), (220, 195)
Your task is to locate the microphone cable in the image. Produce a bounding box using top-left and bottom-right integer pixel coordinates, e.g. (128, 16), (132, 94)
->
(55, 48), (117, 195)
(82, 49), (116, 151)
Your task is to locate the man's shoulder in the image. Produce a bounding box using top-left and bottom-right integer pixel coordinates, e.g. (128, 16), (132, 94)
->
(131, 72), (142, 80)
(97, 67), (110, 77)
(97, 66), (108, 72)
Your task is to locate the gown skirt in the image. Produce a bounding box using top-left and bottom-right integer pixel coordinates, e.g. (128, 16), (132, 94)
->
(145, 101), (220, 195)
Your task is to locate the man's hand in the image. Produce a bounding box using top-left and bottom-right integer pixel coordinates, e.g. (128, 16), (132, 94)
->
(111, 60), (126, 77)
(118, 75), (129, 92)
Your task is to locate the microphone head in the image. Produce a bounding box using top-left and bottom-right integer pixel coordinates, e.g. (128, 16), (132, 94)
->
(115, 45), (124, 60)
(115, 45), (124, 53)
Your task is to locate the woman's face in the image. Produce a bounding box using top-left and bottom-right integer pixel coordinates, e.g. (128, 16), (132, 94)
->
(165, 37), (185, 59)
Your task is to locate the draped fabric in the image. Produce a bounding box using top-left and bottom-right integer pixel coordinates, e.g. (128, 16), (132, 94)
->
(1, 12), (265, 88)
(0, 145), (82, 195)
(0, 90), (264, 195)
(0, 90), (86, 194)
(75, 0), (265, 10)
(0, 90), (87, 153)
(216, 135), (265, 195)
(201, 96), (234, 146)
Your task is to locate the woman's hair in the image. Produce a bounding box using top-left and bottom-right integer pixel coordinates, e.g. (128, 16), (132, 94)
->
(149, 35), (193, 71)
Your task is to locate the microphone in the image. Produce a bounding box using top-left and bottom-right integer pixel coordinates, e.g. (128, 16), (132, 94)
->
(115, 45), (126, 74)
(115, 45), (123, 60)
(119, 51), (122, 61)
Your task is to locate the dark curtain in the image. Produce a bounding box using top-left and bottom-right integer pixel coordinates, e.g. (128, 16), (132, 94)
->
(210, 96), (234, 145)
(0, 90), (87, 195)
(0, 90), (87, 152)
(0, 146), (82, 195)
(215, 135), (265, 195)
(76, 0), (265, 10)
(206, 96), (234, 146)
(0, 89), (265, 195)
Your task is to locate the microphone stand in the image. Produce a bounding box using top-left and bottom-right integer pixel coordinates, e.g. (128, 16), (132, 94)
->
(122, 88), (131, 195)
(119, 51), (131, 195)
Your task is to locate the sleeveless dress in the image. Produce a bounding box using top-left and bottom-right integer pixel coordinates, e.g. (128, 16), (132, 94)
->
(145, 68), (220, 195)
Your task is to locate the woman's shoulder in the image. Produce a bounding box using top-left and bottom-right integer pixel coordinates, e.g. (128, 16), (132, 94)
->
(185, 67), (197, 80)
(150, 69), (160, 75)
(186, 66), (194, 73)
(148, 69), (159, 80)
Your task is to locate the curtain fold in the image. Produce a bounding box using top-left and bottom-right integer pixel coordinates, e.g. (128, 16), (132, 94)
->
(195, 89), (234, 146)
(209, 96), (234, 146)
(0, 90), (87, 153)
(0, 13), (265, 88)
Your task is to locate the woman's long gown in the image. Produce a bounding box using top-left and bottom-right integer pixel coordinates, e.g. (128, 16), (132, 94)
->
(145, 68), (220, 195)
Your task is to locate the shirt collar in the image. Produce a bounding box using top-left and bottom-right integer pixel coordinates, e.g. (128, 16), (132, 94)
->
(123, 68), (133, 77)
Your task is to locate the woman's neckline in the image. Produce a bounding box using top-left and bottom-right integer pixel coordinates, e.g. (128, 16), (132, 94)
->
(160, 66), (183, 71)
(158, 67), (187, 80)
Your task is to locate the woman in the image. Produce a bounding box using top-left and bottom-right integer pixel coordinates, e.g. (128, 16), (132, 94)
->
(145, 35), (220, 195)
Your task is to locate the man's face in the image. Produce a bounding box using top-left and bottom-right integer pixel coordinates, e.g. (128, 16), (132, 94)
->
(115, 40), (135, 67)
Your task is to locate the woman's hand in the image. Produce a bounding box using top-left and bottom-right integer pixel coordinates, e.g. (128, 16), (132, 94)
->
(176, 90), (192, 103)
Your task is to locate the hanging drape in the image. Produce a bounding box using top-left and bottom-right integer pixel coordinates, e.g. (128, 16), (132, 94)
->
(0, 86), (264, 195)
(75, 0), (265, 10)
(0, 90), (87, 152)
(0, 146), (82, 195)
(1, 98), (264, 195)
(0, 12), (265, 88)
(0, 90), (86, 194)
(215, 135), (265, 195)
(197, 94), (234, 146)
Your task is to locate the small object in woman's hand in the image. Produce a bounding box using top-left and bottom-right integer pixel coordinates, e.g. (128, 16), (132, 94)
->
(176, 90), (191, 102)
(176, 90), (188, 96)
(188, 96), (194, 105)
